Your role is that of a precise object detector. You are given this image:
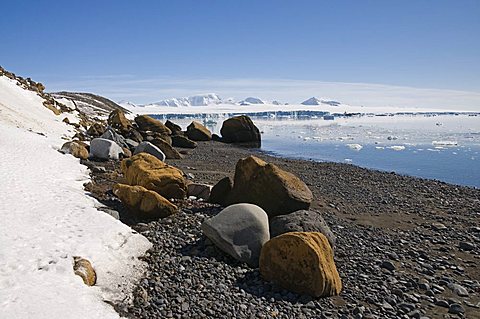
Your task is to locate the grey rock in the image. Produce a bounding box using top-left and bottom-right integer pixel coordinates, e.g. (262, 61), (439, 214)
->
(201, 203), (270, 267)
(380, 260), (396, 272)
(89, 138), (124, 160)
(187, 183), (212, 200)
(101, 127), (129, 149)
(448, 303), (465, 314)
(459, 241), (475, 251)
(269, 210), (335, 248)
(449, 283), (469, 297)
(435, 300), (449, 308)
(125, 138), (139, 149)
(134, 141), (166, 161)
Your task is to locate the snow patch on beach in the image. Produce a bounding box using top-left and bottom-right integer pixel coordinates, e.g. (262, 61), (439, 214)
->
(0, 75), (151, 318)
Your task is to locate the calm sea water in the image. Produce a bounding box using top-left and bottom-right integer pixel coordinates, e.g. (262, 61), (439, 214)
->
(153, 114), (480, 188)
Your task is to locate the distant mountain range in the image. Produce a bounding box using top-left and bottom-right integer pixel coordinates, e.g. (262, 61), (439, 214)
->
(119, 94), (341, 108)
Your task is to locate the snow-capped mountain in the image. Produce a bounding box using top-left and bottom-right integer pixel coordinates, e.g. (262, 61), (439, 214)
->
(118, 100), (140, 108)
(301, 97), (341, 106)
(240, 97), (265, 105)
(301, 97), (322, 105)
(145, 93), (222, 107)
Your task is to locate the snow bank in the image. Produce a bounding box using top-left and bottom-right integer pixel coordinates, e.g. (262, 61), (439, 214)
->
(0, 76), (151, 318)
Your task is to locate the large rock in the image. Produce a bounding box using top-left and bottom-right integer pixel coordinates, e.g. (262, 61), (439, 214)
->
(165, 120), (183, 135)
(108, 109), (132, 133)
(150, 138), (182, 159)
(226, 156), (313, 217)
(86, 123), (106, 137)
(134, 141), (166, 162)
(121, 153), (187, 199)
(90, 138), (124, 160)
(60, 141), (89, 160)
(201, 204), (270, 267)
(220, 115), (261, 144)
(135, 115), (171, 135)
(208, 176), (233, 206)
(101, 127), (129, 149)
(73, 257), (96, 286)
(270, 210), (336, 248)
(171, 135), (197, 149)
(259, 232), (342, 297)
(113, 184), (177, 219)
(186, 121), (212, 141)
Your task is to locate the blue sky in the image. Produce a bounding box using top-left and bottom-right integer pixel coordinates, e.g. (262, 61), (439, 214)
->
(1, 0), (479, 108)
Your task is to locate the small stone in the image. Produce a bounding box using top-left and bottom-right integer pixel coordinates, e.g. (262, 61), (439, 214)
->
(449, 283), (469, 297)
(380, 260), (396, 271)
(435, 300), (449, 308)
(431, 222), (447, 231)
(459, 241), (475, 251)
(181, 302), (189, 312)
(448, 303), (465, 314)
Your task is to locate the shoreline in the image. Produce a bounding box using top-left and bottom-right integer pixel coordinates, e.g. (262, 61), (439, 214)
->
(85, 140), (480, 318)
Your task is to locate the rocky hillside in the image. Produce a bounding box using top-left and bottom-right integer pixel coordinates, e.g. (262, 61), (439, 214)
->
(53, 91), (130, 118)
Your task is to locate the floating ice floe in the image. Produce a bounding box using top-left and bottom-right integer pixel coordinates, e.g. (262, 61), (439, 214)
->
(344, 158), (353, 163)
(432, 140), (458, 147)
(375, 146), (385, 150)
(388, 145), (405, 151)
(346, 144), (363, 151)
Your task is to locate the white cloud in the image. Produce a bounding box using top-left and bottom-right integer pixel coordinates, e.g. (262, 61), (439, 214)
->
(45, 76), (480, 111)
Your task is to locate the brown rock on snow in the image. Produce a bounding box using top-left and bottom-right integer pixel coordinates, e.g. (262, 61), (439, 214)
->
(121, 153), (187, 199)
(259, 232), (342, 297)
(60, 141), (89, 160)
(113, 183), (177, 219)
(73, 257), (96, 286)
(226, 156), (313, 217)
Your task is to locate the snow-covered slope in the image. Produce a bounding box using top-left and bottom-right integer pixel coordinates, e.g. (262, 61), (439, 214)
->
(0, 75), (151, 318)
(145, 93), (222, 107)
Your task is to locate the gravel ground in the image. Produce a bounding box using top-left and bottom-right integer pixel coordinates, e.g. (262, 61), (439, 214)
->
(84, 141), (480, 319)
